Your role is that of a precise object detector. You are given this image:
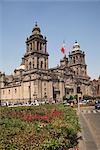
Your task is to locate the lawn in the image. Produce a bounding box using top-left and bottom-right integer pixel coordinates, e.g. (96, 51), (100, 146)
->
(0, 104), (80, 150)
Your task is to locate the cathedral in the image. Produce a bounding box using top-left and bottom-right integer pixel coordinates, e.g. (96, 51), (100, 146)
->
(0, 23), (98, 104)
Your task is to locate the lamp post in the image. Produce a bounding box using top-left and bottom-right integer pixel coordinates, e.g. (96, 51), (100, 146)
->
(76, 78), (81, 114)
(77, 93), (80, 113)
(28, 75), (31, 104)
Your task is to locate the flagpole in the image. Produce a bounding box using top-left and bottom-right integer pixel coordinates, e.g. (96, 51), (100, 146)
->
(63, 40), (66, 57)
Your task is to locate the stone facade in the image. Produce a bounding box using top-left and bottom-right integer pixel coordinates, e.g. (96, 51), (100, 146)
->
(0, 23), (97, 103)
(91, 76), (100, 97)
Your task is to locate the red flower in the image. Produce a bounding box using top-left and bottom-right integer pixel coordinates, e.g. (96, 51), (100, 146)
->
(51, 110), (63, 117)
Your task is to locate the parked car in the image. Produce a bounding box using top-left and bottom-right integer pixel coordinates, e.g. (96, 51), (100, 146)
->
(1, 101), (7, 106)
(63, 100), (74, 106)
(95, 100), (100, 109)
(79, 99), (87, 105)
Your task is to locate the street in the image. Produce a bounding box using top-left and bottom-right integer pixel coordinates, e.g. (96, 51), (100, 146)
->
(79, 107), (100, 150)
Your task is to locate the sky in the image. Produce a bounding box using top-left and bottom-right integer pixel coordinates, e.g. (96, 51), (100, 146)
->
(0, 0), (100, 80)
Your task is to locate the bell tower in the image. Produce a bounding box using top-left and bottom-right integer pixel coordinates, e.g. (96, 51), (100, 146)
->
(69, 41), (87, 77)
(23, 22), (49, 71)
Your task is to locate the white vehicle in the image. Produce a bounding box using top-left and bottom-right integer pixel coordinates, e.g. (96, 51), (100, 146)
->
(1, 101), (7, 106)
(34, 100), (39, 106)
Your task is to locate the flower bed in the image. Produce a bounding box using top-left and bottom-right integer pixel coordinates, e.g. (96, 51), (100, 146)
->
(0, 104), (80, 150)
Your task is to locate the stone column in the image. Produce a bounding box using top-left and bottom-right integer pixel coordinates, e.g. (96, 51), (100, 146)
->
(21, 81), (24, 101)
(35, 41), (37, 51)
(59, 81), (65, 101)
(31, 42), (33, 51)
(42, 43), (44, 51)
(45, 43), (47, 53)
(38, 42), (40, 51)
(41, 43), (43, 51)
(34, 57), (36, 68)
(18, 86), (20, 101)
(46, 59), (48, 69)
(37, 42), (39, 52)
(38, 79), (42, 100)
(33, 41), (35, 51)
(12, 88), (13, 101)
(47, 81), (53, 100)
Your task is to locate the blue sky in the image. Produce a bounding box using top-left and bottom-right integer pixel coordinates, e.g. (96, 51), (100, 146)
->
(0, 0), (100, 79)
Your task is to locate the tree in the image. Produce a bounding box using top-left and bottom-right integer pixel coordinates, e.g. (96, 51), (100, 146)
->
(69, 95), (74, 100)
(63, 95), (66, 101)
(74, 95), (78, 100)
(83, 95), (92, 100)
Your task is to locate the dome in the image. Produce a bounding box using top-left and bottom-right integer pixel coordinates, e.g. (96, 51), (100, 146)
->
(32, 22), (41, 35)
(16, 64), (26, 70)
(72, 41), (80, 51)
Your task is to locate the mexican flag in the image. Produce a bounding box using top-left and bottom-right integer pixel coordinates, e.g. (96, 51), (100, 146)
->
(61, 42), (65, 54)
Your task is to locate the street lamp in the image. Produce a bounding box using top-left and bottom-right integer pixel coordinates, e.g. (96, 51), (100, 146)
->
(76, 78), (82, 114)
(77, 93), (80, 114)
(28, 75), (31, 104)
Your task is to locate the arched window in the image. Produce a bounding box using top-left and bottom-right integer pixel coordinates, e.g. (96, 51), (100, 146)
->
(76, 56), (78, 61)
(73, 57), (75, 63)
(80, 55), (83, 63)
(37, 57), (39, 69)
(15, 89), (17, 93)
(41, 61), (43, 69)
(77, 86), (80, 93)
(33, 58), (34, 68)
(97, 84), (100, 94)
(30, 43), (32, 50)
(37, 42), (38, 51)
(45, 59), (46, 69)
(8, 90), (10, 94)
(40, 43), (42, 51)
(29, 62), (31, 70)
(77, 68), (78, 75)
